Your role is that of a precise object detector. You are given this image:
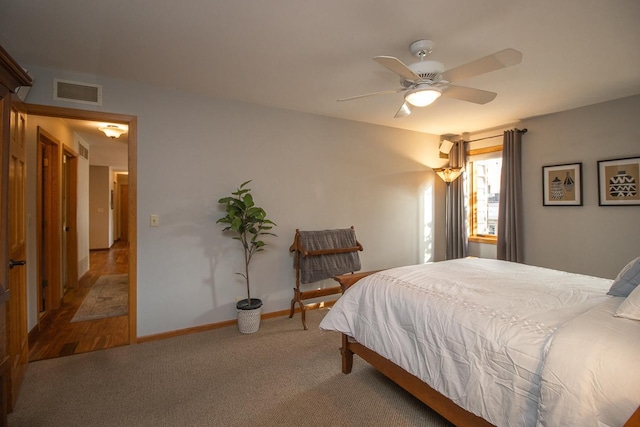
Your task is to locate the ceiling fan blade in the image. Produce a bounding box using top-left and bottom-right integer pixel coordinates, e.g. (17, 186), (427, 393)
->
(442, 85), (497, 104)
(394, 101), (413, 118)
(374, 56), (421, 82)
(441, 48), (522, 83)
(337, 87), (406, 102)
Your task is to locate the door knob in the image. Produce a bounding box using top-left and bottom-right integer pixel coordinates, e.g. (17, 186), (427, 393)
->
(9, 259), (26, 269)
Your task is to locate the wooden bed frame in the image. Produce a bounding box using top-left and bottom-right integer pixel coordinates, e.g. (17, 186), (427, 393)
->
(333, 272), (640, 427)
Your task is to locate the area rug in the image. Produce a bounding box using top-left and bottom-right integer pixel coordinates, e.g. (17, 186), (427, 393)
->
(71, 274), (129, 322)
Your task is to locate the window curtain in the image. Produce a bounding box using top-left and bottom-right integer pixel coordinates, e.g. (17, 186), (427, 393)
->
(446, 141), (467, 260)
(497, 129), (524, 262)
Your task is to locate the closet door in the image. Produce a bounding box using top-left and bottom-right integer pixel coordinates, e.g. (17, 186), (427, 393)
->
(7, 96), (28, 412)
(0, 44), (33, 420)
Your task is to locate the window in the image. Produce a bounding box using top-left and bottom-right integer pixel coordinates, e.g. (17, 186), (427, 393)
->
(466, 146), (502, 243)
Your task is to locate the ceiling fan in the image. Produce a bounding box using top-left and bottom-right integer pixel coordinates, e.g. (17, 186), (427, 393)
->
(338, 40), (522, 118)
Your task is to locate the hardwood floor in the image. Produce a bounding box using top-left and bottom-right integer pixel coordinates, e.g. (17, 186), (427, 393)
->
(28, 241), (130, 362)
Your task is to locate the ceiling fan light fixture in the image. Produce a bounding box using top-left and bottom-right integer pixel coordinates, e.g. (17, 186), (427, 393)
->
(99, 124), (126, 139)
(405, 85), (441, 107)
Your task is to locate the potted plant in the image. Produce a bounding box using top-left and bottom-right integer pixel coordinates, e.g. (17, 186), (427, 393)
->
(217, 180), (276, 333)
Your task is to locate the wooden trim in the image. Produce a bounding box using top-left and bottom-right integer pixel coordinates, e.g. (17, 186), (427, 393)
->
(138, 319), (238, 343)
(25, 103), (138, 344)
(27, 323), (41, 344)
(468, 235), (497, 245)
(467, 151), (502, 240)
(37, 128), (62, 311)
(0, 45), (32, 94)
(63, 149), (79, 289)
(137, 303), (336, 343)
(127, 117), (137, 343)
(467, 144), (502, 156)
(24, 104), (134, 124)
(0, 356), (9, 427)
(624, 406), (640, 427)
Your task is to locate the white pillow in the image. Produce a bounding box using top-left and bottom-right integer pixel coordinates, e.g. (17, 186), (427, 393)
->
(607, 256), (640, 297)
(615, 284), (640, 321)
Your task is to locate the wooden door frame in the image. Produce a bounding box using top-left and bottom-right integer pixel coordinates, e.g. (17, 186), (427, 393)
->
(117, 174), (129, 243)
(24, 104), (138, 344)
(36, 128), (62, 314)
(62, 148), (79, 291)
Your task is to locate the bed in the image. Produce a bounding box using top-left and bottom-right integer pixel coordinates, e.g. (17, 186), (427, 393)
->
(320, 258), (640, 427)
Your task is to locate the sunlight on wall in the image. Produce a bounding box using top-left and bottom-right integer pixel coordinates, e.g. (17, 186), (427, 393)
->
(420, 182), (434, 263)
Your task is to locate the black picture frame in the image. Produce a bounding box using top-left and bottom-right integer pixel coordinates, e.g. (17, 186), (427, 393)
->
(542, 162), (582, 206)
(597, 156), (640, 206)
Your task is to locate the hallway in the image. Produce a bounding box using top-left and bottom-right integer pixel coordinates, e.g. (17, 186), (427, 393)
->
(28, 241), (130, 361)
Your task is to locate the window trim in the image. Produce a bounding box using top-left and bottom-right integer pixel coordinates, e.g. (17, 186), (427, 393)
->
(468, 235), (497, 245)
(467, 145), (503, 157)
(466, 144), (502, 243)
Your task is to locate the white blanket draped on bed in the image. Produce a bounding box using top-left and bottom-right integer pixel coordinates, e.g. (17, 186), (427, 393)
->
(538, 297), (640, 426)
(319, 258), (638, 426)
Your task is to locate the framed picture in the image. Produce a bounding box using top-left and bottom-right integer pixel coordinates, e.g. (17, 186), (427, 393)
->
(597, 156), (640, 206)
(542, 162), (582, 206)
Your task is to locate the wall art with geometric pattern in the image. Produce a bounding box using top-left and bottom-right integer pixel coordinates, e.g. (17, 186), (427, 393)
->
(597, 156), (640, 206)
(543, 162), (583, 206)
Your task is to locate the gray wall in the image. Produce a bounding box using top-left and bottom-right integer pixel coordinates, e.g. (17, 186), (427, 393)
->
(520, 95), (640, 278)
(20, 63), (638, 338)
(21, 65), (444, 337)
(469, 96), (640, 278)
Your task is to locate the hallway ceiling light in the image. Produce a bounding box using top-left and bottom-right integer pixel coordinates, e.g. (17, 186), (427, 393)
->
(99, 125), (126, 139)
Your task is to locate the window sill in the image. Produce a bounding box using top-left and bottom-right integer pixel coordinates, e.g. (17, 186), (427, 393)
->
(468, 235), (497, 245)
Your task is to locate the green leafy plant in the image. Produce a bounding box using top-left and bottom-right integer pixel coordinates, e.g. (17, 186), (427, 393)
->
(217, 180), (277, 309)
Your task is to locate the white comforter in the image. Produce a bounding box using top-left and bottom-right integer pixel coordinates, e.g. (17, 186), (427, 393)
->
(538, 297), (640, 426)
(319, 258), (639, 426)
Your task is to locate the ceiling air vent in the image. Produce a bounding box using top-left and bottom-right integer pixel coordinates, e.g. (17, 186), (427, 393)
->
(53, 78), (102, 105)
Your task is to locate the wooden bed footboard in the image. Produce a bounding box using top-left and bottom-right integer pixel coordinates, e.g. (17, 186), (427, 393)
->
(333, 270), (381, 292)
(334, 270), (640, 426)
(340, 337), (640, 427)
(340, 333), (492, 426)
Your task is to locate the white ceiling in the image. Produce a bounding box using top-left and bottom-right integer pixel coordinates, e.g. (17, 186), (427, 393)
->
(1, 0), (640, 137)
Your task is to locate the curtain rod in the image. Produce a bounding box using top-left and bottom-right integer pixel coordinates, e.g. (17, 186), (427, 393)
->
(464, 128), (528, 143)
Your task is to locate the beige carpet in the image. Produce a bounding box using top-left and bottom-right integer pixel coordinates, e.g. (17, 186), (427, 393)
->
(10, 309), (452, 427)
(71, 274), (128, 322)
